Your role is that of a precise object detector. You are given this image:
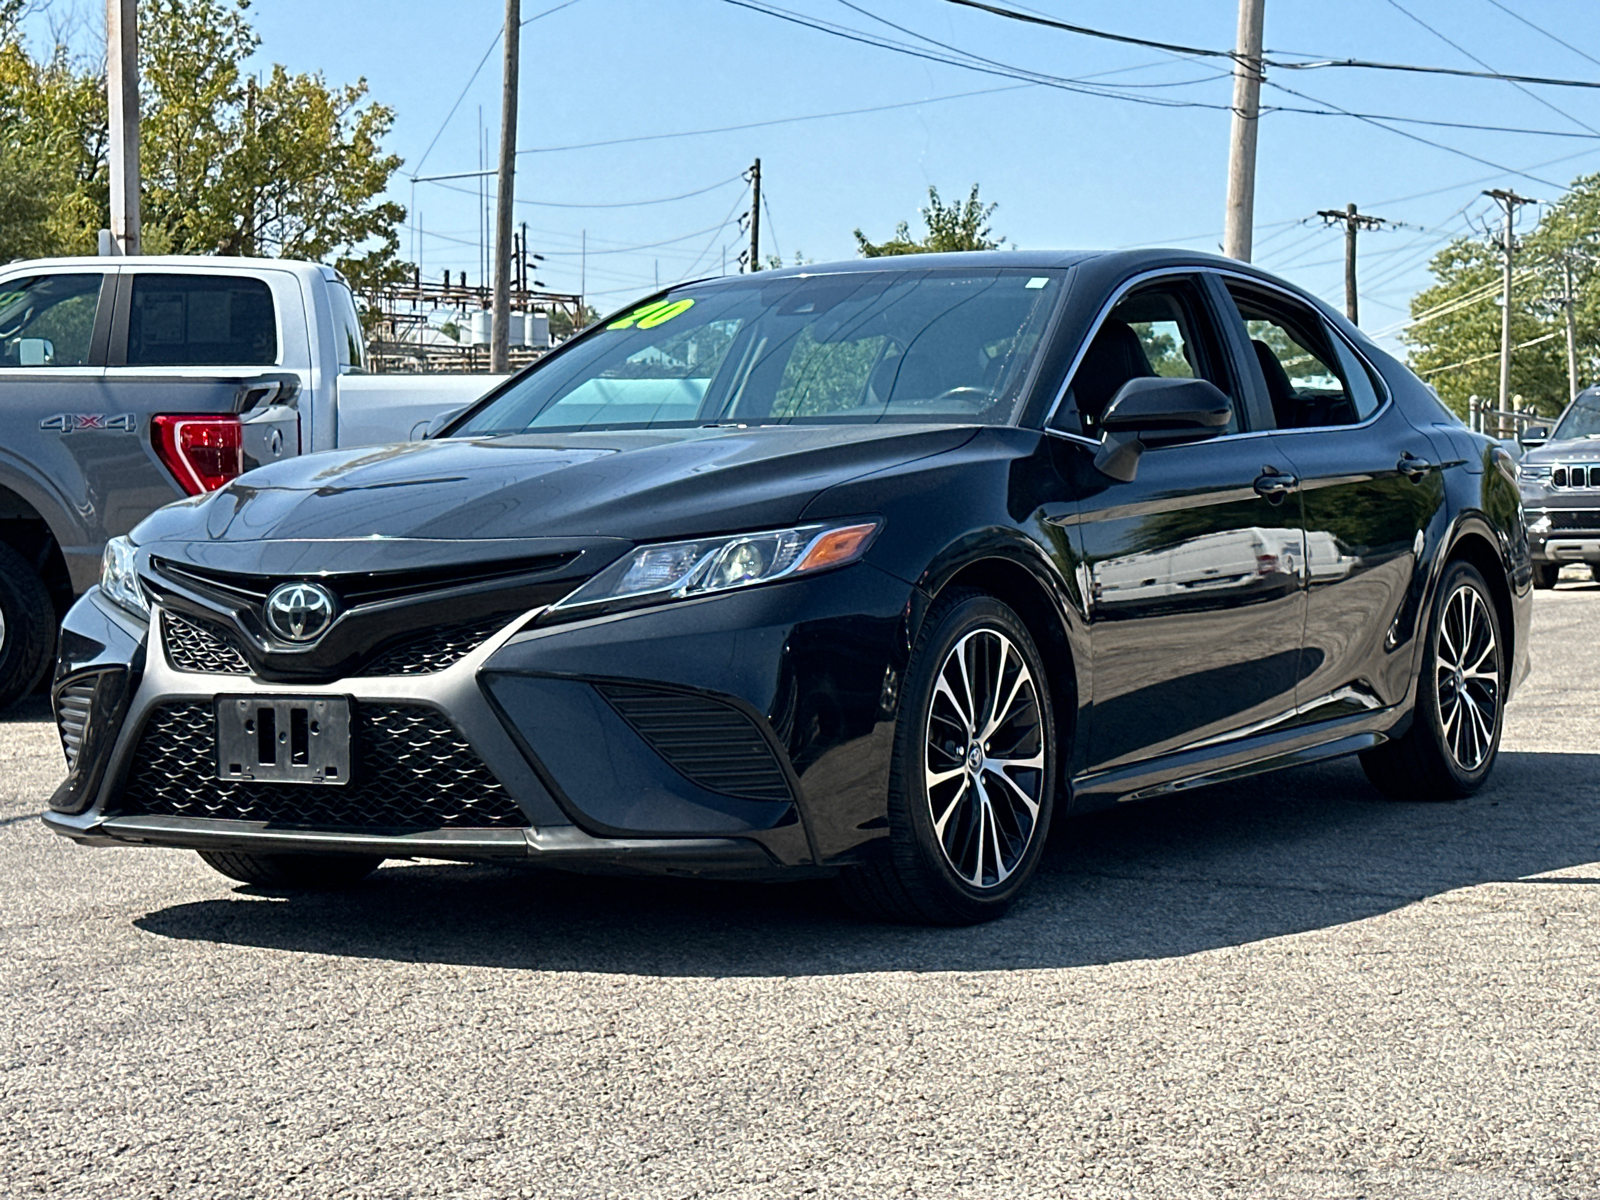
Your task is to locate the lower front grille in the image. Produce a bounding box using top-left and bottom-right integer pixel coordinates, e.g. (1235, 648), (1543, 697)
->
(116, 702), (528, 831)
(596, 683), (794, 802)
(1549, 509), (1600, 532)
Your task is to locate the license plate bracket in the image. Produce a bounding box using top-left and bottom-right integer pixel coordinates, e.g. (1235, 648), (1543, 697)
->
(215, 695), (351, 786)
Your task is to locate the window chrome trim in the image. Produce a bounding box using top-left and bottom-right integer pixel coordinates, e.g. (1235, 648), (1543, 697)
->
(1208, 267), (1396, 437)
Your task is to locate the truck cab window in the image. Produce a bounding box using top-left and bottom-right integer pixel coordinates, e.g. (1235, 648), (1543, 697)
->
(0, 275), (103, 368)
(127, 274), (278, 366)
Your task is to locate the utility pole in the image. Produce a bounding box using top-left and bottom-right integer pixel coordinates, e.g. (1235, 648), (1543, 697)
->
(490, 0), (521, 373)
(1315, 203), (1388, 324)
(105, 0), (140, 255)
(1486, 189), (1538, 416)
(748, 158), (762, 272)
(1222, 0), (1266, 261)
(1559, 255), (1580, 405)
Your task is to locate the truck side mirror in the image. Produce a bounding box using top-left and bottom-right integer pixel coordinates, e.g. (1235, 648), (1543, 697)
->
(1519, 424), (1549, 448)
(18, 338), (53, 367)
(1094, 376), (1233, 482)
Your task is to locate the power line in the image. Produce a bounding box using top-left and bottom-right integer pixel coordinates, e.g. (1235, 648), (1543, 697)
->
(1479, 0), (1600, 71)
(421, 173), (746, 208)
(938, 0), (1600, 90)
(1382, 0), (1598, 136)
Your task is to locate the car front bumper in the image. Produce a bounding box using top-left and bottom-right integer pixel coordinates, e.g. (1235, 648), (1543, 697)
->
(45, 565), (920, 878)
(1524, 503), (1600, 563)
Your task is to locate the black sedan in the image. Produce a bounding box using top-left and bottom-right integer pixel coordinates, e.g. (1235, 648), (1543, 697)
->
(45, 250), (1531, 924)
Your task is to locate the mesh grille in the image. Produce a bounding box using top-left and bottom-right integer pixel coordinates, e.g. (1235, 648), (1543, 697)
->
(117, 702), (528, 830)
(596, 683), (793, 802)
(164, 611), (251, 676)
(55, 680), (96, 770)
(362, 616), (512, 676)
(1550, 509), (1600, 532)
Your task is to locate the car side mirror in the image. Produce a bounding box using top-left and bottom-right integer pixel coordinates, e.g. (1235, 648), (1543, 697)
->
(18, 337), (53, 367)
(1093, 376), (1233, 482)
(413, 405), (467, 441)
(1519, 424), (1549, 449)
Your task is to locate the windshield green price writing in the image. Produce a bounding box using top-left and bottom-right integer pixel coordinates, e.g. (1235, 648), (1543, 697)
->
(608, 298), (695, 331)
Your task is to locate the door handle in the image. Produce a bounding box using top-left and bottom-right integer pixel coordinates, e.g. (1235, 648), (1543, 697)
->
(1397, 452), (1437, 481)
(1254, 470), (1299, 500)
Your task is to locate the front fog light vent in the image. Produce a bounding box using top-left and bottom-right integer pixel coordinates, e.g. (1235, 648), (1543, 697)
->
(55, 679), (97, 770)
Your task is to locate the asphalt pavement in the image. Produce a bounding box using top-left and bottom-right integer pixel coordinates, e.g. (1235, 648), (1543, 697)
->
(3, 585), (1598, 1199)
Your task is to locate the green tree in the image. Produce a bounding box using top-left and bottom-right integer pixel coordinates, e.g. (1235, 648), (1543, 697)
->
(1404, 172), (1600, 418)
(0, 0), (407, 293)
(549, 303), (599, 340)
(854, 184), (1003, 257)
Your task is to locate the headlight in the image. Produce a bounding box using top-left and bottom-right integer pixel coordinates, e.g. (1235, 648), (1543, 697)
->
(553, 520), (880, 615)
(100, 536), (149, 619)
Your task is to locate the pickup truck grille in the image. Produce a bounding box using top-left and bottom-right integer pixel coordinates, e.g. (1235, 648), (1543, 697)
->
(116, 702), (528, 831)
(1550, 510), (1600, 532)
(1551, 465), (1600, 489)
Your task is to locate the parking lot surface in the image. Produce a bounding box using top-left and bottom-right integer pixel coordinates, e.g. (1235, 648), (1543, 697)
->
(3, 586), (1598, 1199)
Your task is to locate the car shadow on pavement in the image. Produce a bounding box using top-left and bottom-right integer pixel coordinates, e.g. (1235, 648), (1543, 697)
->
(1, 696), (53, 724)
(134, 750), (1600, 976)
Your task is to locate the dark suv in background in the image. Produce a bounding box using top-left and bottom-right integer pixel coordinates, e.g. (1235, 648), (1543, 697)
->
(1519, 388), (1600, 588)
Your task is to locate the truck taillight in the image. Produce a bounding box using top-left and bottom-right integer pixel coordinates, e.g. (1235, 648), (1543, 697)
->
(152, 414), (244, 495)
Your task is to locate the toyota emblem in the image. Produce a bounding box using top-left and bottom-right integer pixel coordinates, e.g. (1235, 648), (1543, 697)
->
(264, 582), (337, 642)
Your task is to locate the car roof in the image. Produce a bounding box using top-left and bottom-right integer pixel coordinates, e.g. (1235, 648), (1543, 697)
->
(0, 255), (328, 278)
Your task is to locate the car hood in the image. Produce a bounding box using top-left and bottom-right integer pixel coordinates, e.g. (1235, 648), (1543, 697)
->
(1522, 437), (1600, 464)
(133, 425), (979, 551)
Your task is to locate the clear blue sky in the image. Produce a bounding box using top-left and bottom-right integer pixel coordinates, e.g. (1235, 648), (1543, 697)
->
(35, 0), (1600, 349)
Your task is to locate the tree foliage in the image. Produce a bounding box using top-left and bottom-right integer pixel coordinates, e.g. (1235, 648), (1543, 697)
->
(1405, 172), (1600, 418)
(0, 0), (407, 292)
(854, 184), (1003, 257)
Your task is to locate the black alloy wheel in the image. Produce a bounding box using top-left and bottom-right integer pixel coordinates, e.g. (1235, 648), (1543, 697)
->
(1361, 560), (1504, 801)
(198, 850), (384, 890)
(0, 541), (55, 712)
(839, 590), (1056, 925)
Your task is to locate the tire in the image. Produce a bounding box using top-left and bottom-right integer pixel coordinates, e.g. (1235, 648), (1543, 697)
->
(837, 589), (1056, 925)
(0, 541), (56, 712)
(197, 850), (383, 890)
(1532, 563), (1559, 590)
(1361, 560), (1505, 801)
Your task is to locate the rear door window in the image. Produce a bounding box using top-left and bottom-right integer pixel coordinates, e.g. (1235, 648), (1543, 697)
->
(127, 274), (278, 366)
(0, 274), (105, 367)
(1225, 285), (1383, 428)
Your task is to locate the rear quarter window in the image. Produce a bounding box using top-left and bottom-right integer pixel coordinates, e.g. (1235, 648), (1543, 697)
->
(127, 274), (278, 366)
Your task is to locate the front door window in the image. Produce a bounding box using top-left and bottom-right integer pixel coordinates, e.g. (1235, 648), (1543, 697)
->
(0, 275), (104, 368)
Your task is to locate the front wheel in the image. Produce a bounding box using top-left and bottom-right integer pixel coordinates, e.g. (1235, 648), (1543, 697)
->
(198, 850), (383, 890)
(0, 541), (56, 712)
(838, 590), (1056, 925)
(1361, 560), (1505, 801)
(1531, 563), (1559, 590)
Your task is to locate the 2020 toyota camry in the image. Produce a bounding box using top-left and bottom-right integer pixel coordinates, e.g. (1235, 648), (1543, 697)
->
(45, 250), (1531, 924)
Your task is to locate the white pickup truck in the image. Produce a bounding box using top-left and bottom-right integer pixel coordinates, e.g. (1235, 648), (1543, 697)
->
(0, 255), (505, 708)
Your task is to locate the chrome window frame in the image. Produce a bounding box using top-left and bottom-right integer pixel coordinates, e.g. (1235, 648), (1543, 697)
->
(1039, 265), (1396, 445)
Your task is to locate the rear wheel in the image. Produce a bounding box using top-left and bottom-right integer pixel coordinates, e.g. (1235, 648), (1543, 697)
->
(1361, 560), (1504, 801)
(198, 850), (383, 890)
(0, 541), (55, 712)
(838, 590), (1056, 925)
(1532, 563), (1559, 590)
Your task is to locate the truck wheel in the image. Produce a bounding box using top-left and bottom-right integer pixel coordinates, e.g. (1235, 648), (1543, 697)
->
(1532, 563), (1559, 590)
(0, 542), (55, 712)
(198, 850), (383, 890)
(1360, 560), (1504, 802)
(836, 590), (1056, 925)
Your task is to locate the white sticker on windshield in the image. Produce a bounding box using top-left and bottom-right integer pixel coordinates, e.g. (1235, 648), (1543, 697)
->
(1026, 277), (1049, 289)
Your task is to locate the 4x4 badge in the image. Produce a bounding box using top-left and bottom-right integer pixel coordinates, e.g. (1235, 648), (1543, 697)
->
(40, 413), (137, 433)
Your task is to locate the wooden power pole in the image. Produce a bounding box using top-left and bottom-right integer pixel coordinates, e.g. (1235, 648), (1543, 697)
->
(748, 158), (762, 273)
(106, 0), (141, 256)
(491, 0), (520, 373)
(1486, 188), (1538, 417)
(1223, 0), (1266, 261)
(1316, 203), (1388, 324)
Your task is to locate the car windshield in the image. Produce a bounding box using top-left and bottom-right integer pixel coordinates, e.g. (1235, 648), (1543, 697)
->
(1553, 393), (1600, 440)
(451, 267), (1065, 435)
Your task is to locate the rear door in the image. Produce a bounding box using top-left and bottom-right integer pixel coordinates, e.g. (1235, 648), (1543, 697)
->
(1057, 272), (1308, 777)
(1219, 278), (1447, 715)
